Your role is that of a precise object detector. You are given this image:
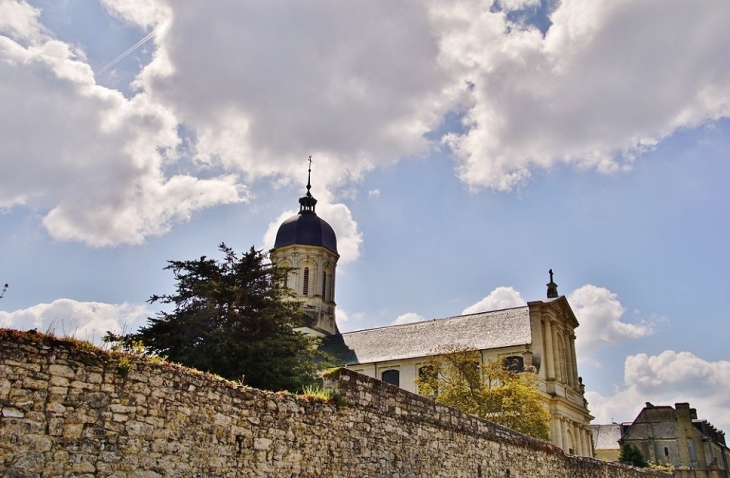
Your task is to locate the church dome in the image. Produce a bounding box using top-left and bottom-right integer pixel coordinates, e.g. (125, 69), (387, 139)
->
(273, 160), (338, 254)
(274, 211), (338, 254)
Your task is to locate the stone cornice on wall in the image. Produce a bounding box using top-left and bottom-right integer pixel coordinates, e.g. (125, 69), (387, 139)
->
(0, 329), (669, 477)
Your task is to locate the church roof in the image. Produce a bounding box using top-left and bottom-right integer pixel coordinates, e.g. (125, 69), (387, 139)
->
(321, 306), (532, 365)
(274, 211), (338, 254)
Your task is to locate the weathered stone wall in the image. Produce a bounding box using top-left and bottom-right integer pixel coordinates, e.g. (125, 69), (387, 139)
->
(0, 330), (669, 477)
(674, 470), (730, 478)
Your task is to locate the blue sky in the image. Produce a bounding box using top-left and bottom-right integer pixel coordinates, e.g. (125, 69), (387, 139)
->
(1, 0), (729, 431)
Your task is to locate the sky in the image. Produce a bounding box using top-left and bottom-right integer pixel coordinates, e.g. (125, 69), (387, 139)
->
(1, 0), (729, 432)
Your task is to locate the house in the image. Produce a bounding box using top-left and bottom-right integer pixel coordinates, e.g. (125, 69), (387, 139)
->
(269, 172), (594, 456)
(620, 402), (729, 472)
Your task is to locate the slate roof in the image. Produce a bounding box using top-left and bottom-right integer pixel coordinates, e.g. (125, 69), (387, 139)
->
(590, 424), (623, 451)
(274, 211), (338, 254)
(321, 306), (532, 365)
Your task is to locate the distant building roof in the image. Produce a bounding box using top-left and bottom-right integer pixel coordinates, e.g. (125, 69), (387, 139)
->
(322, 306), (532, 365)
(590, 424), (623, 451)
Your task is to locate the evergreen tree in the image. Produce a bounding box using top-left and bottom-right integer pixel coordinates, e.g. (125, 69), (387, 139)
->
(619, 443), (648, 468)
(124, 244), (328, 392)
(416, 346), (551, 440)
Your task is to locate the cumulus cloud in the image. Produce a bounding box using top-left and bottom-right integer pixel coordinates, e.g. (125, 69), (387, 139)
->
(122, 1), (456, 185)
(587, 351), (730, 432)
(0, 299), (149, 345)
(570, 285), (654, 362)
(462, 286), (525, 314)
(0, 3), (246, 246)
(393, 312), (426, 325)
(107, 0), (729, 194)
(439, 0), (730, 189)
(335, 309), (369, 333)
(5, 0), (729, 246)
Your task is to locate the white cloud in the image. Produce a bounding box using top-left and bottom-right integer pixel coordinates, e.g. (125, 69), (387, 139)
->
(5, 0), (729, 247)
(587, 351), (730, 432)
(368, 189), (380, 198)
(101, 0), (170, 29)
(437, 0), (730, 190)
(335, 309), (368, 333)
(570, 285), (654, 362)
(497, 0), (541, 13)
(0, 5), (246, 246)
(393, 312), (425, 325)
(123, 1), (456, 186)
(462, 286), (525, 314)
(0, 0), (42, 42)
(110, 0), (730, 195)
(0, 299), (149, 345)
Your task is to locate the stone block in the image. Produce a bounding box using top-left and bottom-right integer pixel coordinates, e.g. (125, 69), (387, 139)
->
(254, 437), (272, 450)
(48, 364), (75, 379)
(1, 406), (24, 418)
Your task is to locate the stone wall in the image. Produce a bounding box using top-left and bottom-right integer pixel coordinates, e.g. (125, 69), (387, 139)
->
(0, 329), (669, 477)
(674, 470), (730, 478)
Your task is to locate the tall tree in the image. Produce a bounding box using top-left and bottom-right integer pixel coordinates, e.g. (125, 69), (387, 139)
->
(125, 244), (328, 392)
(416, 346), (551, 440)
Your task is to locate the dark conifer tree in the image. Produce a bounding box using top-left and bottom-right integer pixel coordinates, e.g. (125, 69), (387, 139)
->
(127, 244), (329, 392)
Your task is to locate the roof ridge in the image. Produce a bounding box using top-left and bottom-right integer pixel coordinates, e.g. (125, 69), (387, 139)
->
(339, 304), (529, 337)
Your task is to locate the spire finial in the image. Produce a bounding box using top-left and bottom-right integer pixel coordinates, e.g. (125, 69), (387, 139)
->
(298, 155), (317, 213)
(547, 269), (559, 298)
(306, 155), (312, 196)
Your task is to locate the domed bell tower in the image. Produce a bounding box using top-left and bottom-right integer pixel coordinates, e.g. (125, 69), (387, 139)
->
(270, 158), (340, 336)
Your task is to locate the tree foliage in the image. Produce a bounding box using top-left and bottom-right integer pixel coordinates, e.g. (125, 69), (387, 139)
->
(416, 346), (551, 440)
(123, 244), (329, 392)
(619, 443), (648, 468)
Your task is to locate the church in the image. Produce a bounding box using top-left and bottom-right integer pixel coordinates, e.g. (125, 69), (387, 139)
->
(269, 171), (595, 457)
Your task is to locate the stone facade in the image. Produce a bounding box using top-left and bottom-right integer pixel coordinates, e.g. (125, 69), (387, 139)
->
(620, 402), (729, 476)
(270, 243), (339, 337)
(0, 329), (668, 477)
(327, 297), (595, 457)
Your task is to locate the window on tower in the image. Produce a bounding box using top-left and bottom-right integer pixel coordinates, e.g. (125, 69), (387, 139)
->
(322, 272), (327, 301)
(303, 267), (310, 296)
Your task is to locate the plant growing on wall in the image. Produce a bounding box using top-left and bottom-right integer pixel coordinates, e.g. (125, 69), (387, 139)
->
(416, 345), (550, 440)
(115, 243), (331, 392)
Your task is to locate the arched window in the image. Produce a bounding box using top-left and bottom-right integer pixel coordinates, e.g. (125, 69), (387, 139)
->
(381, 369), (399, 387)
(302, 267), (310, 296)
(322, 271), (327, 301)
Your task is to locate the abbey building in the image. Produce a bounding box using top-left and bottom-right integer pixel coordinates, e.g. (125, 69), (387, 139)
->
(269, 175), (595, 457)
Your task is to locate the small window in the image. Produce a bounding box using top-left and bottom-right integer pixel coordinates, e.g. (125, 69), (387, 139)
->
(303, 267), (309, 296)
(381, 370), (399, 387)
(664, 447), (669, 457)
(322, 272), (327, 301)
(504, 356), (524, 372)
